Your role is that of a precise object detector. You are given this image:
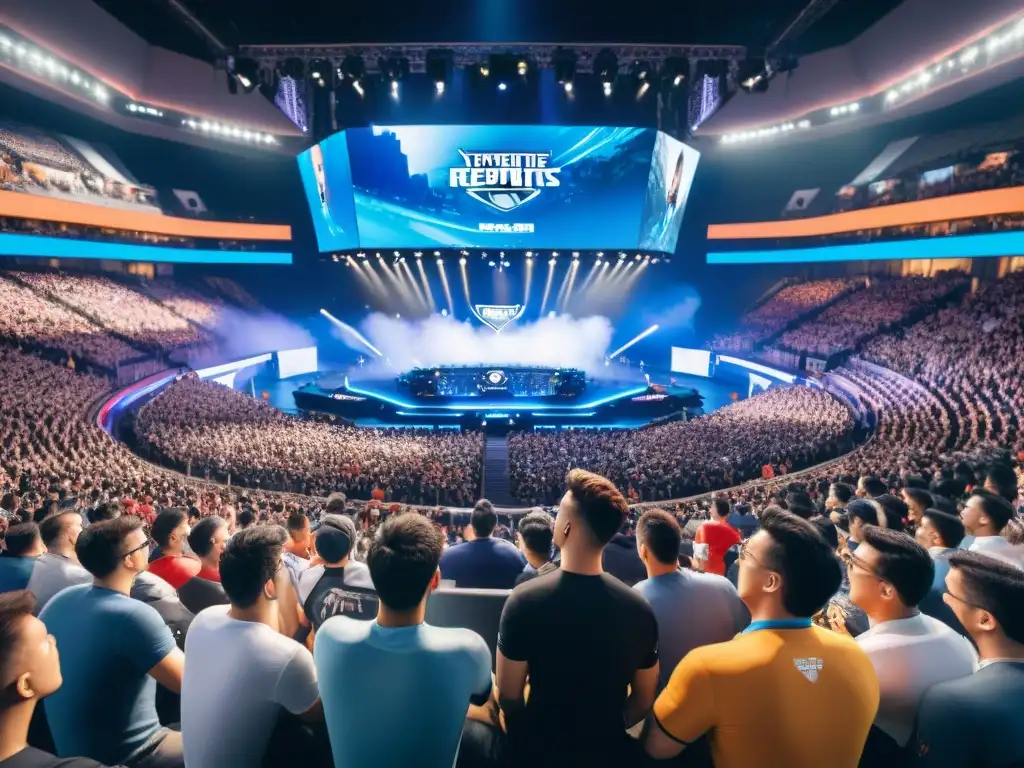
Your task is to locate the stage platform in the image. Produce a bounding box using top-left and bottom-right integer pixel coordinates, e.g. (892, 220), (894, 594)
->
(292, 364), (704, 431)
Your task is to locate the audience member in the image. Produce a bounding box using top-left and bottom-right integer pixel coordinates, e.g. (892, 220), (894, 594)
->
(693, 497), (741, 576)
(726, 501), (759, 539)
(634, 509), (749, 692)
(439, 501), (524, 589)
(915, 509), (968, 633)
(643, 508), (878, 767)
(0, 525), (44, 593)
(40, 517), (184, 768)
(847, 526), (977, 758)
(297, 514), (377, 631)
(601, 520), (647, 587)
(147, 510), (199, 589)
(181, 526), (323, 768)
(27, 512), (91, 613)
(845, 498), (885, 551)
(176, 517), (229, 616)
(513, 511), (554, 585)
(496, 470), (658, 765)
(0, 591), (113, 768)
(315, 513), (491, 768)
(914, 552), (1024, 767)
(961, 491), (1024, 568)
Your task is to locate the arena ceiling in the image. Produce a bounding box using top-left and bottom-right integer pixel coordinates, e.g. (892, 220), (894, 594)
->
(95, 0), (905, 60)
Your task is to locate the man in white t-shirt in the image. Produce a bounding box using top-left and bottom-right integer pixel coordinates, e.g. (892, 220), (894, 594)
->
(847, 525), (977, 761)
(961, 490), (1024, 569)
(314, 513), (491, 768)
(181, 526), (323, 768)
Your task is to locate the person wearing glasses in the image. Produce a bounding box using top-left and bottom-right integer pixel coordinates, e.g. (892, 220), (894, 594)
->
(644, 507), (879, 767)
(914, 551), (1024, 767)
(39, 517), (185, 768)
(846, 526), (977, 763)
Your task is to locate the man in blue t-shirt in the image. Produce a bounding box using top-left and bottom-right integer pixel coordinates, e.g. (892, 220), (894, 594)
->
(439, 500), (524, 589)
(315, 513), (492, 768)
(40, 517), (185, 768)
(0, 523), (45, 594)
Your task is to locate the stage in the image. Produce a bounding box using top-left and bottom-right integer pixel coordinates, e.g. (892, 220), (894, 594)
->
(289, 363), (707, 431)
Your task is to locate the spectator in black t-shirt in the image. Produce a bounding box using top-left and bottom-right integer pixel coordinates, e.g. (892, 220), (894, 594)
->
(177, 517), (228, 616)
(438, 500), (525, 589)
(601, 521), (647, 587)
(297, 514), (377, 631)
(915, 551), (1024, 767)
(0, 591), (113, 768)
(495, 469), (659, 766)
(514, 512), (553, 586)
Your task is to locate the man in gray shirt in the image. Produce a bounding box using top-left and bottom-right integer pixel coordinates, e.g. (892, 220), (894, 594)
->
(27, 510), (91, 613)
(634, 509), (750, 691)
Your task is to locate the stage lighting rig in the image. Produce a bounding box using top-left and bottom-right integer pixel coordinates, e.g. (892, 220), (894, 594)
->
(378, 55), (409, 83)
(552, 47), (577, 86)
(339, 54), (365, 81)
(227, 56), (259, 94)
(309, 58), (331, 88)
(631, 59), (653, 81)
(663, 57), (689, 87)
(426, 49), (453, 92)
(739, 57), (770, 93)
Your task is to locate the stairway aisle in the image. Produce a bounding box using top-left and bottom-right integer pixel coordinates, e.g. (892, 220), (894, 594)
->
(483, 436), (517, 507)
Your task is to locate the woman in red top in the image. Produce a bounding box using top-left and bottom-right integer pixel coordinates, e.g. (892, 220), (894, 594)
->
(147, 508), (200, 588)
(694, 497), (742, 577)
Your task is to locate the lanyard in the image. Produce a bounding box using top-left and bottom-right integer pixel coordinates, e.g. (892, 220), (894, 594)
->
(743, 618), (813, 634)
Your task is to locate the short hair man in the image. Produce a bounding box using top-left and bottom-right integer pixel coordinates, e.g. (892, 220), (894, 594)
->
(693, 496), (741, 576)
(634, 509), (748, 692)
(40, 517), (185, 767)
(846, 498), (885, 551)
(0, 591), (114, 768)
(297, 514), (377, 631)
(902, 488), (933, 530)
(827, 482), (856, 513)
(438, 499), (525, 589)
(181, 526), (322, 768)
(27, 512), (92, 613)
(983, 463), (1019, 504)
(314, 513), (491, 768)
(147, 509), (200, 589)
(644, 508), (879, 767)
(858, 475), (888, 499)
(0, 523), (45, 593)
(915, 552), (1024, 767)
(847, 526), (977, 756)
(177, 517), (229, 616)
(961, 490), (1023, 569)
(915, 509), (968, 635)
(498, 470), (659, 765)
(514, 511), (554, 585)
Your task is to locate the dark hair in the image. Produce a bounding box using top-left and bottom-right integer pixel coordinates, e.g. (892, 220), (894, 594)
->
(0, 590), (36, 681)
(638, 509), (682, 566)
(985, 464), (1018, 503)
(38, 511), (80, 550)
(846, 498), (880, 527)
(948, 550), (1024, 643)
(711, 497), (731, 519)
(517, 512), (553, 558)
(860, 526), (934, 607)
(33, 500), (58, 524)
(876, 495), (908, 531)
(3, 523), (41, 557)
(565, 469), (628, 546)
(860, 476), (888, 498)
(811, 517), (839, 550)
(931, 478), (965, 501)
(970, 489), (1016, 531)
(286, 509), (309, 535)
(325, 492), (348, 514)
(470, 499), (497, 538)
(760, 507), (842, 617)
(236, 508), (256, 529)
(220, 525), (288, 608)
(903, 474), (929, 490)
(368, 513), (443, 612)
(902, 488), (933, 510)
(76, 516), (144, 578)
(920, 509), (965, 549)
(188, 516), (226, 558)
(151, 508), (188, 548)
(314, 514), (357, 563)
(830, 483), (855, 505)
(87, 501), (121, 524)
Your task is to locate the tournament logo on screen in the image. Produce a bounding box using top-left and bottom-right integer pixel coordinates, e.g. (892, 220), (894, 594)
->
(472, 304), (526, 333)
(449, 151), (561, 212)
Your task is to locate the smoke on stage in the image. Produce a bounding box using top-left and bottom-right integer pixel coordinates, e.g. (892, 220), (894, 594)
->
(349, 312), (616, 374)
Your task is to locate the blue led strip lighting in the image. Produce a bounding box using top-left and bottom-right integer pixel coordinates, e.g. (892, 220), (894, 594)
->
(707, 231), (1024, 265)
(344, 383), (649, 411)
(0, 233), (292, 265)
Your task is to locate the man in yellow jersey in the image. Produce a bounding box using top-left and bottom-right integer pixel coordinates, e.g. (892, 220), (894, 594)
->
(643, 506), (880, 767)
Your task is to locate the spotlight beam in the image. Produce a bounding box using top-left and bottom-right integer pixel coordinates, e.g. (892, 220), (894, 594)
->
(558, 260), (580, 312)
(359, 260), (388, 298)
(459, 257), (472, 309)
(401, 260), (429, 311)
(578, 258), (601, 294)
(539, 259), (556, 316)
(523, 257), (534, 306)
(416, 258), (437, 312)
(607, 324), (660, 360)
(437, 260), (455, 316)
(319, 308), (384, 357)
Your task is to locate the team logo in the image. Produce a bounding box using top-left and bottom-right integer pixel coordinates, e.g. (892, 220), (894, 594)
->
(793, 657), (824, 682)
(486, 371), (506, 385)
(471, 304), (526, 333)
(449, 151), (560, 212)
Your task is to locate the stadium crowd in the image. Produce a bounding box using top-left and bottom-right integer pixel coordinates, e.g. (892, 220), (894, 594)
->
(135, 377), (484, 506)
(712, 278), (862, 351)
(509, 386), (854, 505)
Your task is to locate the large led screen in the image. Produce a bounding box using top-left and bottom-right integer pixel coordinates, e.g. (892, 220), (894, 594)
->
(298, 125), (699, 253)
